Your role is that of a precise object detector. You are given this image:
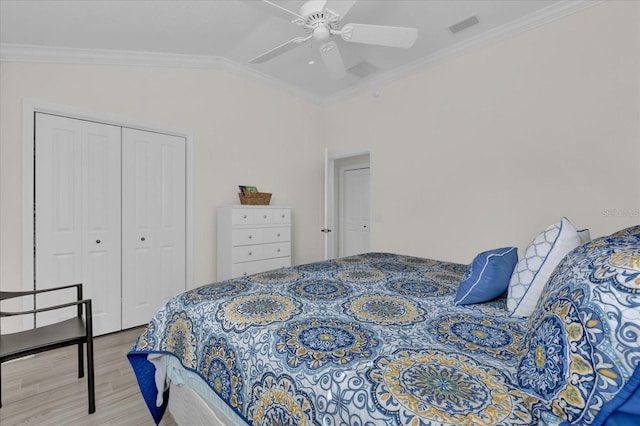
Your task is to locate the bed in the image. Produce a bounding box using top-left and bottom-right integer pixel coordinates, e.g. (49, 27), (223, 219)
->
(128, 223), (640, 425)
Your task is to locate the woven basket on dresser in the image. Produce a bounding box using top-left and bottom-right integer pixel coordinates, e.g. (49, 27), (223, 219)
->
(238, 192), (272, 205)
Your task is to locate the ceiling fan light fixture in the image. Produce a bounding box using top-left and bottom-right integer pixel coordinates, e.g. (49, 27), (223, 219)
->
(313, 25), (331, 41)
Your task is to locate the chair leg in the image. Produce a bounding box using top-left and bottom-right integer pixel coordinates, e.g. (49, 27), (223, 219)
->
(0, 361), (3, 408)
(87, 338), (95, 414)
(78, 343), (84, 378)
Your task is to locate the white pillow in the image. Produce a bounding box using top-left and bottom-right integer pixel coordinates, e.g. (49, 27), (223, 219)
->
(507, 218), (588, 318)
(578, 227), (591, 244)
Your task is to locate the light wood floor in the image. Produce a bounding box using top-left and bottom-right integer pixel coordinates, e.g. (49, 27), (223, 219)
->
(0, 327), (177, 426)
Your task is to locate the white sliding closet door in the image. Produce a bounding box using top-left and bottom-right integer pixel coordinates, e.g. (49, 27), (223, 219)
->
(35, 113), (122, 334)
(121, 128), (186, 328)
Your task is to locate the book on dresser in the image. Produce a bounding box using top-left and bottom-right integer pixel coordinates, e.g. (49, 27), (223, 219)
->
(217, 205), (292, 281)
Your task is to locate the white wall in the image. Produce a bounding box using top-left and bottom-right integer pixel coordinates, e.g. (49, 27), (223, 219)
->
(1, 1), (639, 331)
(0, 63), (326, 305)
(326, 0), (640, 264)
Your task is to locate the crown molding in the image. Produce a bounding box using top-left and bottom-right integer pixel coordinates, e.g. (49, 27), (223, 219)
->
(0, 0), (601, 106)
(0, 44), (324, 104)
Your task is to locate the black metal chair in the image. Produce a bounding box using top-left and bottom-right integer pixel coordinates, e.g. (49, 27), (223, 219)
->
(0, 283), (95, 413)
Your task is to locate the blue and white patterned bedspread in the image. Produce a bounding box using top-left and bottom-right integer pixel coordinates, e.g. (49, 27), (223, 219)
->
(128, 252), (536, 425)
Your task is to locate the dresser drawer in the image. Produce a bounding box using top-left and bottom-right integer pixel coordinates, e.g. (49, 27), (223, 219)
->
(249, 208), (291, 225)
(232, 257), (291, 278)
(232, 245), (264, 263)
(232, 241), (289, 262)
(253, 209), (273, 224)
(231, 208), (290, 226)
(232, 228), (263, 246)
(231, 209), (254, 226)
(263, 242), (290, 258)
(271, 209), (290, 224)
(263, 227), (290, 243)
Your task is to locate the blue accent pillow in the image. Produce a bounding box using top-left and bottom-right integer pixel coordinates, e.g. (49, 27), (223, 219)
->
(454, 247), (518, 305)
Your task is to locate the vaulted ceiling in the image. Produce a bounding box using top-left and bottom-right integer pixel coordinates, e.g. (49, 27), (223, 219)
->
(0, 0), (598, 102)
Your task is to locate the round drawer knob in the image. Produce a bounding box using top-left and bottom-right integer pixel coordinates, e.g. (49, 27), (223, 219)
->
(243, 214), (247, 219)
(248, 252), (253, 256)
(141, 237), (146, 241)
(281, 214), (285, 218)
(96, 239), (101, 244)
(248, 235), (252, 239)
(263, 215), (267, 219)
(277, 248), (281, 252)
(277, 233), (281, 237)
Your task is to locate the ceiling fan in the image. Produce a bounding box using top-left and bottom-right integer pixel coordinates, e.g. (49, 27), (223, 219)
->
(250, 0), (418, 79)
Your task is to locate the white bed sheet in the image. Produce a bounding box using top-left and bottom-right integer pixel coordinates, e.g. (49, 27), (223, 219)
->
(166, 355), (247, 426)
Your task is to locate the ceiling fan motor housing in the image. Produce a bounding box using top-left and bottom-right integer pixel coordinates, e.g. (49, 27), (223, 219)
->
(298, 0), (342, 41)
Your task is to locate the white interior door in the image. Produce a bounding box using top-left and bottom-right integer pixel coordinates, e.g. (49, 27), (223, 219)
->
(81, 120), (122, 335)
(35, 113), (122, 334)
(121, 128), (186, 328)
(35, 114), (83, 325)
(340, 167), (370, 257)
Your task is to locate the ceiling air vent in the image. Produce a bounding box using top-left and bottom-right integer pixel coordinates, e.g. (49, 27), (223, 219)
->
(348, 61), (379, 78)
(448, 15), (480, 34)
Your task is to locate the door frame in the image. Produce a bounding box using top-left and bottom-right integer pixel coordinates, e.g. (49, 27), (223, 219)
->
(324, 149), (371, 260)
(21, 99), (195, 303)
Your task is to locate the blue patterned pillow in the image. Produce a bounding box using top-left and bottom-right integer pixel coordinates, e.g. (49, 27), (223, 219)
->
(454, 247), (518, 305)
(610, 225), (640, 238)
(517, 235), (640, 425)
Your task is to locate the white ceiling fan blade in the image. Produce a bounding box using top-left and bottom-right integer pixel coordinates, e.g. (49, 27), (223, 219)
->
(319, 41), (346, 80)
(324, 0), (357, 20)
(300, 0), (327, 16)
(340, 23), (418, 48)
(250, 36), (311, 64)
(261, 0), (305, 21)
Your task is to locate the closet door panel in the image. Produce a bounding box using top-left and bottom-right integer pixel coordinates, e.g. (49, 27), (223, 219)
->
(35, 114), (122, 334)
(158, 140), (186, 303)
(121, 134), (157, 327)
(122, 128), (186, 328)
(35, 115), (83, 326)
(82, 121), (122, 335)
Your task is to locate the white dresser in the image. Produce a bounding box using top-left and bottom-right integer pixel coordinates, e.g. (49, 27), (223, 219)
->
(217, 205), (291, 281)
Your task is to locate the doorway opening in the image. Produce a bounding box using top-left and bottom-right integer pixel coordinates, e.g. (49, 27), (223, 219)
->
(324, 151), (371, 259)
